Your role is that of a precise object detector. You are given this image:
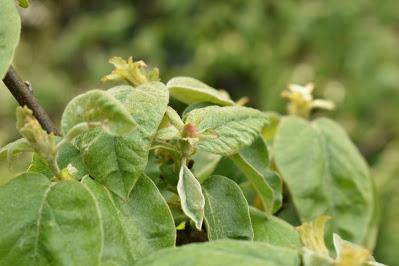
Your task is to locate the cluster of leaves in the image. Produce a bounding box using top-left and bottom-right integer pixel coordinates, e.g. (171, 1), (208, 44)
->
(0, 1), (389, 265)
(6, 0), (399, 156)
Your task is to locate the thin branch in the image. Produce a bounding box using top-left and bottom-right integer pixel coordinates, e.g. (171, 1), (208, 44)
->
(2, 66), (59, 135)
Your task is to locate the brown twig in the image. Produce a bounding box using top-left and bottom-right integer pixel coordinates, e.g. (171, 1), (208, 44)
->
(2, 66), (59, 135)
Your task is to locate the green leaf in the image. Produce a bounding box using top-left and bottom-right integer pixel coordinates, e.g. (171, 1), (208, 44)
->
(250, 207), (301, 249)
(0, 138), (32, 162)
(202, 175), (253, 240)
(167, 77), (235, 106)
(238, 137), (283, 212)
(81, 174), (175, 264)
(177, 163), (205, 230)
(61, 89), (137, 136)
(185, 106), (268, 155)
(0, 173), (102, 265)
(29, 143), (87, 179)
(165, 106), (184, 130)
(0, 0), (21, 79)
(77, 82), (169, 198)
(274, 117), (376, 247)
(135, 240), (300, 266)
(191, 150), (221, 182)
(230, 152), (274, 214)
(373, 142), (399, 266)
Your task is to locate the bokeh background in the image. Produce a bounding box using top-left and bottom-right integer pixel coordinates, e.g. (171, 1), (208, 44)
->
(1, 0), (399, 264)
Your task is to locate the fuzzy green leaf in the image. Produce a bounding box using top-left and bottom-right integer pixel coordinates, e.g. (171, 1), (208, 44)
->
(167, 77), (235, 106)
(274, 117), (376, 247)
(77, 82), (169, 198)
(238, 137), (283, 212)
(61, 89), (137, 136)
(203, 175), (253, 240)
(81, 175), (175, 264)
(250, 207), (301, 249)
(231, 152), (274, 214)
(177, 164), (205, 230)
(191, 150), (221, 182)
(185, 106), (268, 155)
(0, 0), (21, 79)
(135, 240), (300, 266)
(0, 173), (102, 265)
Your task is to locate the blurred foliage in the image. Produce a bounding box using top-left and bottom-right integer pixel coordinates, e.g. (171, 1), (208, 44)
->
(1, 0), (399, 263)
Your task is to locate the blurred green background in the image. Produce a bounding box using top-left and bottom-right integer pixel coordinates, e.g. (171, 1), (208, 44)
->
(1, 0), (399, 264)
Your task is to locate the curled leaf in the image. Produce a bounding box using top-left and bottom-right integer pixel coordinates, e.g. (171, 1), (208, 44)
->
(177, 162), (205, 230)
(333, 234), (385, 266)
(61, 89), (137, 136)
(16, 106), (57, 163)
(296, 216), (331, 257)
(0, 138), (32, 163)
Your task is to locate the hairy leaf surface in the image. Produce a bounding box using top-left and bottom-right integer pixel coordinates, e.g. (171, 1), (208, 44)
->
(135, 240), (300, 266)
(274, 117), (376, 246)
(0, 0), (21, 79)
(78, 82), (169, 198)
(167, 77), (234, 106)
(61, 89), (136, 136)
(177, 164), (205, 230)
(203, 175), (253, 240)
(185, 106), (267, 155)
(82, 175), (175, 264)
(0, 173), (102, 266)
(235, 137), (283, 213)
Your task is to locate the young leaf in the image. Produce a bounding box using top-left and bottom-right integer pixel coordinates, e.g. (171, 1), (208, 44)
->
(237, 137), (283, 212)
(0, 173), (102, 265)
(134, 240), (300, 266)
(297, 216), (335, 266)
(177, 163), (205, 230)
(165, 106), (184, 130)
(81, 175), (176, 264)
(185, 106), (268, 155)
(250, 207), (301, 249)
(297, 216), (331, 257)
(202, 175), (253, 240)
(333, 234), (382, 266)
(77, 82), (169, 198)
(0, 0), (21, 79)
(0, 138), (32, 162)
(102, 56), (159, 86)
(61, 89), (137, 136)
(274, 117), (376, 247)
(167, 77), (235, 106)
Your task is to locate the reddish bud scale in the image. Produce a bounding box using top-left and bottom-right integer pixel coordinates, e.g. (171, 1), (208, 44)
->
(182, 123), (197, 138)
